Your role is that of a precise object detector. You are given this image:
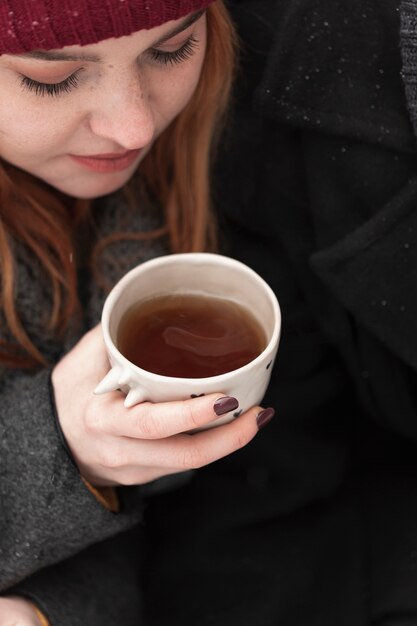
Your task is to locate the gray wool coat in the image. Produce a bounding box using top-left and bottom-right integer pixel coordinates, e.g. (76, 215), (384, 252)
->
(0, 191), (167, 625)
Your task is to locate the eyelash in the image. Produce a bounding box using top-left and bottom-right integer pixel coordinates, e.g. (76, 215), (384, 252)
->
(20, 36), (199, 97)
(20, 71), (83, 97)
(149, 35), (198, 65)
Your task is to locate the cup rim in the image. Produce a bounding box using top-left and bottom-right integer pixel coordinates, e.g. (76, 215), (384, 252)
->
(101, 252), (281, 384)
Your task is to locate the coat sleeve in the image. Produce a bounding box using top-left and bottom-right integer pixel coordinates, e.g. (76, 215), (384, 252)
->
(0, 366), (144, 591)
(5, 526), (144, 626)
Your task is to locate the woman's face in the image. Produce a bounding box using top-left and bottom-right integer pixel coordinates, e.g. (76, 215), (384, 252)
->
(0, 11), (207, 198)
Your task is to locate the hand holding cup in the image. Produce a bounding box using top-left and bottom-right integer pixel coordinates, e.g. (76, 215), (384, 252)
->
(52, 254), (280, 487)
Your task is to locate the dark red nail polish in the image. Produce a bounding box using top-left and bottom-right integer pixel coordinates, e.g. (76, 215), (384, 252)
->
(214, 396), (239, 416)
(256, 407), (275, 430)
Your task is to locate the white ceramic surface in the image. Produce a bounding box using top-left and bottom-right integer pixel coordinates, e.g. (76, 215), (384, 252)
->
(95, 253), (281, 427)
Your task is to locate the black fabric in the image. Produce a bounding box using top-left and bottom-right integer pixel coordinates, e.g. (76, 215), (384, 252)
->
(13, 527), (144, 626)
(257, 0), (416, 151)
(143, 1), (417, 625)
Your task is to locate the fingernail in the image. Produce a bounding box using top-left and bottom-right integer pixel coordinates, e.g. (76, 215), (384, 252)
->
(214, 396), (239, 416)
(256, 407), (275, 430)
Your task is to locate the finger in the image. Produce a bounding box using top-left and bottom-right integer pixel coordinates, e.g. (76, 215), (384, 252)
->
(171, 404), (265, 468)
(91, 392), (241, 439)
(103, 405), (267, 477)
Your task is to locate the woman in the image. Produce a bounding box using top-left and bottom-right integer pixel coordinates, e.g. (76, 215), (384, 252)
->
(0, 1), (274, 624)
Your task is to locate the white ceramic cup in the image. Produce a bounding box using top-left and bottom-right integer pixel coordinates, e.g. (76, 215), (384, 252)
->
(95, 253), (281, 427)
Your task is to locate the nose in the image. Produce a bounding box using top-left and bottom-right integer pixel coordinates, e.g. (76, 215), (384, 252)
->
(88, 74), (155, 150)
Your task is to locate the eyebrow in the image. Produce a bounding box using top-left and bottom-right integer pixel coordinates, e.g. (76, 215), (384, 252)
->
(14, 10), (205, 63)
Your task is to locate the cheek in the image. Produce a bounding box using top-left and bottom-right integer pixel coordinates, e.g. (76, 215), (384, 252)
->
(0, 102), (74, 159)
(151, 54), (206, 129)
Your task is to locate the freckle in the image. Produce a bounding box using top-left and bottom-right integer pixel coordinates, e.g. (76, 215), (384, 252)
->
(107, 64), (114, 69)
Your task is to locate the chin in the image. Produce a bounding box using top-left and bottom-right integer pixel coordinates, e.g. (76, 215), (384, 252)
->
(51, 171), (135, 199)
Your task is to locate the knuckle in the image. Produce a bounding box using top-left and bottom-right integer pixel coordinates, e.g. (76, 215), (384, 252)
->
(181, 444), (205, 470)
(235, 434), (247, 451)
(98, 446), (124, 469)
(182, 400), (202, 430)
(233, 430), (250, 452)
(83, 408), (102, 435)
(135, 404), (159, 438)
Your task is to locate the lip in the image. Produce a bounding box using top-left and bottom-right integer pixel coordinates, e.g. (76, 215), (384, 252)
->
(69, 148), (142, 173)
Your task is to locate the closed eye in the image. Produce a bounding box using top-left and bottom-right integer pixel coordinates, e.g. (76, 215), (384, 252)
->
(20, 69), (84, 97)
(149, 36), (199, 66)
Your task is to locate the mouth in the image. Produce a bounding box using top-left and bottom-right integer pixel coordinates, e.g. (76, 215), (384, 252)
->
(68, 148), (142, 173)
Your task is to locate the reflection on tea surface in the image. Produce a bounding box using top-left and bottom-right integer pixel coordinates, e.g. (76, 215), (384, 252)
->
(117, 293), (266, 378)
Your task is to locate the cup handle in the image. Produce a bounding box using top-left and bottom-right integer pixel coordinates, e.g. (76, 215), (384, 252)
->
(94, 365), (148, 408)
(94, 365), (122, 395)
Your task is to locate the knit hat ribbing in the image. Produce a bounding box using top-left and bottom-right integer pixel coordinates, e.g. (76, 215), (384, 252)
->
(0, 0), (215, 55)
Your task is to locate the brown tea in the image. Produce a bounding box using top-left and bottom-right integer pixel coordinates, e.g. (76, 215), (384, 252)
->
(117, 293), (267, 378)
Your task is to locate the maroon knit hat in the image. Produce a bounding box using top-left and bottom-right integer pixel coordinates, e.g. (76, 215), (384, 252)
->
(0, 0), (215, 55)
